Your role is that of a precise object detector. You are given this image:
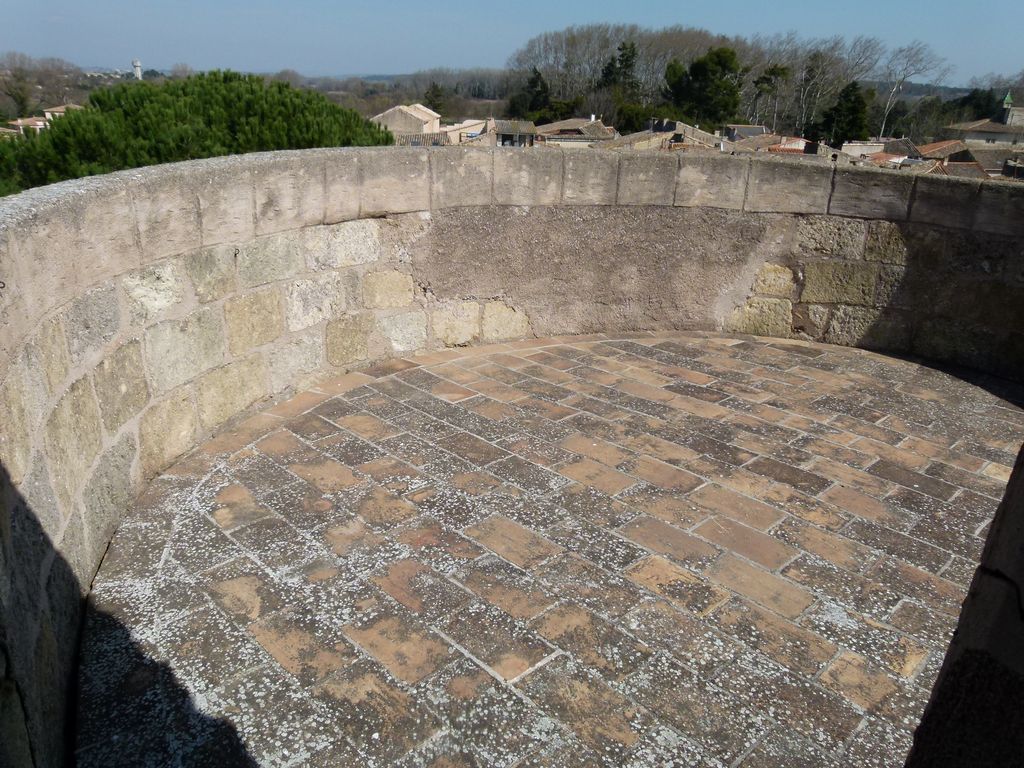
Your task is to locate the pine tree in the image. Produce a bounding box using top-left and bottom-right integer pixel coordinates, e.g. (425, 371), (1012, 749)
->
(822, 82), (869, 148)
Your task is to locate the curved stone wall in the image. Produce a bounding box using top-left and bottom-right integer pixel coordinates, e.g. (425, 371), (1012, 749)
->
(0, 147), (1022, 766)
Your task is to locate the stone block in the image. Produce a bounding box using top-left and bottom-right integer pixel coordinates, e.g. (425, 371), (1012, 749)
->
(122, 262), (187, 324)
(431, 301), (481, 346)
(829, 166), (913, 220)
(305, 220), (383, 271)
(82, 433), (138, 567)
(29, 316), (70, 399)
(430, 147), (493, 208)
(752, 263), (797, 299)
(863, 221), (909, 265)
(562, 152), (619, 205)
(20, 453), (62, 544)
(254, 155), (326, 235)
(43, 376), (103, 508)
(324, 150), (361, 223)
(285, 273), (347, 331)
(185, 245), (237, 303)
(725, 297), (792, 338)
(874, 264), (909, 308)
(379, 311), (427, 353)
(675, 153), (749, 210)
(617, 153), (678, 206)
(326, 313), (374, 366)
(745, 158), (832, 214)
(0, 679), (33, 768)
(363, 270), (414, 309)
(796, 216), (866, 259)
(196, 355), (268, 430)
(237, 232), (305, 288)
(801, 262), (877, 306)
(131, 173), (202, 262)
(62, 282), (120, 366)
(910, 175), (979, 230)
(792, 303), (829, 340)
(0, 375), (30, 484)
(198, 162), (255, 245)
(824, 305), (910, 351)
(225, 287), (284, 354)
(482, 301), (531, 341)
(267, 330), (323, 392)
(91, 340), (150, 432)
(145, 306), (224, 393)
(493, 150), (562, 206)
(974, 182), (1024, 238)
(359, 147), (430, 215)
(139, 388), (197, 477)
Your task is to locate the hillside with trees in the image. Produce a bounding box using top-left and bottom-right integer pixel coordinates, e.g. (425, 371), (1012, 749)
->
(0, 71), (390, 196)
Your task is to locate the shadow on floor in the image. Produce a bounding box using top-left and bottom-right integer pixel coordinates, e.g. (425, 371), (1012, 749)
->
(0, 461), (257, 767)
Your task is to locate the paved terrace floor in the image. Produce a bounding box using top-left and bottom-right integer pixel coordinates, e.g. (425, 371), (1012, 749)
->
(78, 333), (1024, 768)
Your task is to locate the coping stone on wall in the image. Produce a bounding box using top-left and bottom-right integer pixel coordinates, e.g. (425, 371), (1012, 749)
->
(829, 165), (913, 220)
(617, 153), (678, 206)
(197, 159), (256, 246)
(745, 156), (832, 214)
(675, 153), (750, 211)
(429, 147), (494, 209)
(253, 153), (327, 236)
(129, 164), (203, 263)
(324, 150), (361, 224)
(562, 151), (619, 206)
(493, 149), (563, 207)
(910, 175), (980, 230)
(973, 181), (1024, 238)
(359, 147), (430, 216)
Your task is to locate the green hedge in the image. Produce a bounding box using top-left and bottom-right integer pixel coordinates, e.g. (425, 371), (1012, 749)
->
(1, 71), (392, 195)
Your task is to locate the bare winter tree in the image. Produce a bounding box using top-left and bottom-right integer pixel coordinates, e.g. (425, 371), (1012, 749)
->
(877, 41), (948, 137)
(0, 51), (80, 116)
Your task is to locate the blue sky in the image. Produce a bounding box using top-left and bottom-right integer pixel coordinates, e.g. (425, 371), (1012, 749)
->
(3, 0), (1019, 84)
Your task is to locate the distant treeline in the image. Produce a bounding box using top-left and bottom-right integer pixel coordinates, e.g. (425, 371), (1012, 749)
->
(0, 71), (391, 196)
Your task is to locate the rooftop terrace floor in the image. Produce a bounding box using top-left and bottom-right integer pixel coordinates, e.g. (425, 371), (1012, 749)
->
(78, 333), (1024, 767)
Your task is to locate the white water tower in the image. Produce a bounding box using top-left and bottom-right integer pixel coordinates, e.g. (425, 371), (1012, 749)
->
(132, 59), (142, 80)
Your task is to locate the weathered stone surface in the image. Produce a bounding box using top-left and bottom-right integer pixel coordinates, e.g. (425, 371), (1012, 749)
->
(431, 301), (480, 346)
(225, 287), (284, 355)
(254, 157), (325, 236)
(359, 147), (430, 215)
(864, 221), (909, 265)
(91, 340), (150, 432)
(562, 152), (619, 205)
(379, 311), (427, 353)
(746, 158), (832, 214)
(910, 175), (979, 230)
(0, 679), (33, 768)
(82, 433), (138, 566)
(725, 297), (792, 337)
(196, 355), (268, 430)
(430, 147), (493, 208)
(792, 303), (829, 339)
(43, 376), (103, 507)
(751, 263), (797, 299)
(796, 216), (865, 259)
(30, 317), (70, 397)
(830, 166), (913, 220)
(146, 306), (224, 393)
(973, 181), (1024, 238)
(326, 313), (374, 366)
(0, 374), (31, 483)
(185, 245), (237, 303)
(132, 175), (201, 262)
(825, 305), (911, 351)
(305, 220), (382, 271)
(139, 388), (197, 476)
(236, 233), (304, 289)
(266, 330), (322, 392)
(676, 154), (749, 210)
(323, 150), (361, 223)
(493, 150), (562, 206)
(197, 163), (255, 245)
(285, 273), (347, 331)
(62, 283), (120, 365)
(122, 262), (186, 324)
(482, 301), (531, 341)
(363, 271), (414, 309)
(801, 262), (877, 306)
(875, 264), (909, 308)
(618, 154), (677, 206)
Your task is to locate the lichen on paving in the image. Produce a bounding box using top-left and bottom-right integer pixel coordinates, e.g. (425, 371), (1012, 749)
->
(78, 333), (1024, 767)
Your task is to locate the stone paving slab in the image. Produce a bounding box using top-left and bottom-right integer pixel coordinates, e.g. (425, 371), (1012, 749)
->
(78, 333), (1024, 767)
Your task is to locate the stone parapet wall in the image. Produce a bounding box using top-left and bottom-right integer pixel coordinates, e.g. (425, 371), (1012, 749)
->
(0, 147), (1022, 766)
